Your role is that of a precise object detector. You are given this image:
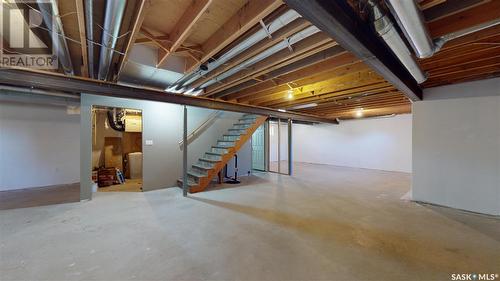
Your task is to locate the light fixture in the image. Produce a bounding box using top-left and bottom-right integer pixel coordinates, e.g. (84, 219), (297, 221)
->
(288, 103), (318, 110)
(355, 108), (364, 118)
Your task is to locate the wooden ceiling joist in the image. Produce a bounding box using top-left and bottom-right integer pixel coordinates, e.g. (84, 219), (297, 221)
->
(225, 51), (360, 102)
(284, 0), (422, 101)
(249, 69), (383, 106)
(428, 0), (500, 38)
(184, 0), (283, 74)
(217, 46), (347, 99)
(423, 0), (489, 23)
(156, 0), (212, 67)
(268, 83), (395, 109)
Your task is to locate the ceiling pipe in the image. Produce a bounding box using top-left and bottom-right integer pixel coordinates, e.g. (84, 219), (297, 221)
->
(368, 0), (427, 84)
(84, 0), (95, 78)
(175, 10), (302, 89)
(385, 0), (500, 58)
(199, 25), (320, 89)
(98, 0), (127, 81)
(37, 0), (74, 75)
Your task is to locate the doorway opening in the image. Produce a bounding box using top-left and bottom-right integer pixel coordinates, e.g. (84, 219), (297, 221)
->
(251, 123), (266, 172)
(269, 118), (291, 175)
(91, 106), (143, 192)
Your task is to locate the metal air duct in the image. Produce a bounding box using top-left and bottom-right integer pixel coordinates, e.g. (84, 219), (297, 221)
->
(98, 0), (127, 80)
(176, 10), (302, 88)
(37, 0), (74, 75)
(85, 0), (95, 78)
(368, 0), (427, 84)
(385, 0), (500, 58)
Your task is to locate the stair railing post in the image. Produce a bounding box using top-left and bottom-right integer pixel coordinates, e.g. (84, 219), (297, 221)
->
(183, 105), (188, 197)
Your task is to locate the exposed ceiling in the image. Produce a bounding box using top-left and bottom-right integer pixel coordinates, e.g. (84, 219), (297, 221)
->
(1, 0), (499, 121)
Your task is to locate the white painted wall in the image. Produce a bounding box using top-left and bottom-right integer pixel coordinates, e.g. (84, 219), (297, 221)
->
(412, 78), (500, 216)
(293, 114), (412, 173)
(80, 94), (248, 199)
(0, 101), (80, 191)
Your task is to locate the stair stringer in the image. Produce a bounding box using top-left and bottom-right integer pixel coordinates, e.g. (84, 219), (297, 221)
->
(189, 115), (268, 193)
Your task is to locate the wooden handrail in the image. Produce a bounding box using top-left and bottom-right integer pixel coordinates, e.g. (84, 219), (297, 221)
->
(179, 110), (221, 148)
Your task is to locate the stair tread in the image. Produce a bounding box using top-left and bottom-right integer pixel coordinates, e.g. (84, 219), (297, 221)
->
(188, 171), (206, 178)
(206, 151), (223, 156)
(177, 179), (198, 186)
(192, 164), (212, 170)
(213, 145), (233, 149)
(200, 157), (221, 163)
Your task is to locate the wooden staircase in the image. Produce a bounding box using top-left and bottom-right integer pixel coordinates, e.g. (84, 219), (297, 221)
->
(177, 114), (268, 193)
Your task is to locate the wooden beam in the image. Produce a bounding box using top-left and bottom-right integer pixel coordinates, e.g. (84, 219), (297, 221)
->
(241, 62), (371, 104)
(419, 0), (446, 10)
(203, 32), (334, 95)
(189, 18), (311, 89)
(75, 0), (88, 77)
(184, 0), (283, 74)
(0, 67), (338, 124)
(156, 0), (212, 67)
(135, 35), (170, 44)
(268, 83), (395, 108)
(242, 64), (372, 105)
(284, 0), (423, 101)
(230, 53), (362, 102)
(140, 29), (171, 52)
(428, 0), (500, 38)
(216, 46), (347, 99)
(254, 72), (387, 106)
(117, 0), (151, 78)
(423, 0), (489, 22)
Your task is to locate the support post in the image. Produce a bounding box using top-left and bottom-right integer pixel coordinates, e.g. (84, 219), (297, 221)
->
(288, 118), (292, 176)
(277, 118), (281, 173)
(183, 105), (188, 196)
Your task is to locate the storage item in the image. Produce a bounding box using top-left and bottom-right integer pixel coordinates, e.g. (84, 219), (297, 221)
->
(125, 115), (142, 132)
(128, 152), (143, 179)
(104, 137), (123, 171)
(98, 167), (119, 187)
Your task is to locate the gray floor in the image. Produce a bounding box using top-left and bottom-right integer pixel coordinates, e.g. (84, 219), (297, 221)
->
(0, 183), (80, 210)
(1, 163), (499, 280)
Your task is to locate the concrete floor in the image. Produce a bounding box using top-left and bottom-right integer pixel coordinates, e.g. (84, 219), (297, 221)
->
(1, 163), (499, 280)
(98, 179), (143, 192)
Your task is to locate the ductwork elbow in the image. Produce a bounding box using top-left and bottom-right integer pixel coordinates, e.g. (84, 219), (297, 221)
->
(368, 0), (427, 84)
(385, 0), (435, 59)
